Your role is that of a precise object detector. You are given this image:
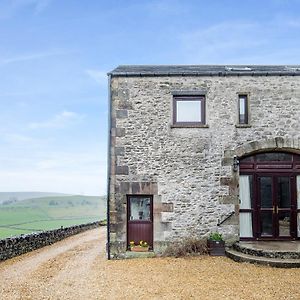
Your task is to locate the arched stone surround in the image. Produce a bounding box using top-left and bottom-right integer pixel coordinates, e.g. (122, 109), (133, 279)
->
(220, 137), (300, 241)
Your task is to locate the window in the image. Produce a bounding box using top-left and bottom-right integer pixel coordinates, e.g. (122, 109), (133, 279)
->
(238, 94), (248, 124)
(173, 96), (205, 126)
(128, 196), (151, 221)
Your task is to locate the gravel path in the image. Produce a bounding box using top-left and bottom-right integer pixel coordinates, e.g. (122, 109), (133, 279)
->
(1, 227), (300, 300)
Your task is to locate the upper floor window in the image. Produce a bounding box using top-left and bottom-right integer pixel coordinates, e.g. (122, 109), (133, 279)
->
(173, 96), (205, 126)
(238, 94), (249, 124)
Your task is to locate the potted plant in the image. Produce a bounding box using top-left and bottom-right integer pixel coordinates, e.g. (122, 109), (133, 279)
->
(207, 232), (225, 256)
(130, 240), (150, 252)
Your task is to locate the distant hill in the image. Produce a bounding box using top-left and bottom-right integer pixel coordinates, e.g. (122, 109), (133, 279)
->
(0, 195), (106, 239)
(0, 192), (71, 204)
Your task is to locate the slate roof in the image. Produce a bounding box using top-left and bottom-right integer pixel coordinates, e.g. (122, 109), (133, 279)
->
(108, 65), (300, 77)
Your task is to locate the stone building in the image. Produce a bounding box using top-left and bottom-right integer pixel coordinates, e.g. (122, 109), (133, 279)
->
(107, 65), (300, 259)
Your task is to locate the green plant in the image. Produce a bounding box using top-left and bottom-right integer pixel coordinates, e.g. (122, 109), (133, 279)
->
(208, 232), (223, 241)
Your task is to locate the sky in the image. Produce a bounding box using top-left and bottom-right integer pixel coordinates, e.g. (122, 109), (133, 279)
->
(0, 0), (300, 196)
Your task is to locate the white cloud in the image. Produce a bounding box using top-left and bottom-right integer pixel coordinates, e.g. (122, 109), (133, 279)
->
(0, 148), (107, 195)
(0, 49), (72, 66)
(287, 19), (300, 28)
(0, 169), (106, 196)
(85, 69), (107, 85)
(179, 21), (264, 63)
(29, 111), (84, 129)
(0, 0), (52, 19)
(143, 0), (188, 15)
(178, 17), (300, 64)
(4, 133), (34, 143)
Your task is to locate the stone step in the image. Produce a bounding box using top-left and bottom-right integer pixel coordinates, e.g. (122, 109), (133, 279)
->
(226, 248), (300, 268)
(233, 242), (300, 259)
(124, 251), (156, 259)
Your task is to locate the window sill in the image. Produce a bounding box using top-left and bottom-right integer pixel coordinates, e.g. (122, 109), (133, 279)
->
(235, 124), (252, 128)
(171, 124), (209, 128)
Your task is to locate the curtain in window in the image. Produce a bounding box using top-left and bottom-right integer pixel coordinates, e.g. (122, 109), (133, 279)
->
(239, 175), (253, 237)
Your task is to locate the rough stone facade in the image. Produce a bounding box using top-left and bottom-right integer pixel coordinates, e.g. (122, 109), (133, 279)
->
(0, 221), (104, 261)
(108, 66), (300, 258)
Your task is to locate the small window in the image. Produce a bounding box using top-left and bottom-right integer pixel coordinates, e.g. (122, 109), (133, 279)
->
(238, 94), (248, 124)
(129, 196), (151, 221)
(173, 96), (205, 125)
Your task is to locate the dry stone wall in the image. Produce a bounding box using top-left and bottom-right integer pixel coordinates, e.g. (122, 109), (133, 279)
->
(0, 221), (104, 261)
(109, 75), (300, 257)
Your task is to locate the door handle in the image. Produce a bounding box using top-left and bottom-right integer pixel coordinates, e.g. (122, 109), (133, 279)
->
(273, 206), (275, 214)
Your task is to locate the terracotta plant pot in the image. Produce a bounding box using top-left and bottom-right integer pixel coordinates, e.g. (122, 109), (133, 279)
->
(130, 246), (149, 252)
(207, 240), (225, 256)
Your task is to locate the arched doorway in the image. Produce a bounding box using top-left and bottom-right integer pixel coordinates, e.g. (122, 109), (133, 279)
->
(239, 152), (300, 240)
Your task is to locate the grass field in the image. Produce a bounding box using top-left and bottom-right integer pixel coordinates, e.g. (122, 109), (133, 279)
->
(0, 195), (106, 239)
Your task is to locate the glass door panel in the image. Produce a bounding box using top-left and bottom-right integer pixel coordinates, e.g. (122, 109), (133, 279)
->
(278, 211), (291, 237)
(260, 211), (273, 236)
(260, 177), (272, 208)
(240, 212), (253, 238)
(277, 177), (291, 208)
(277, 176), (292, 238)
(129, 197), (151, 221)
(239, 175), (253, 238)
(258, 176), (274, 237)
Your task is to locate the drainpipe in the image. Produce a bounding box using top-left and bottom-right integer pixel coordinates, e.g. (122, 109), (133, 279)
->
(106, 74), (112, 260)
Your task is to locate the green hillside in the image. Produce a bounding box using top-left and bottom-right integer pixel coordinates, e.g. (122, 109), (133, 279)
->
(0, 195), (106, 239)
(0, 192), (71, 203)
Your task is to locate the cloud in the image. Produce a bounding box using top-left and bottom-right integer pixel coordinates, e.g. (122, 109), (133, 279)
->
(177, 16), (300, 64)
(0, 150), (107, 195)
(0, 169), (106, 196)
(0, 0), (52, 19)
(286, 19), (300, 28)
(4, 133), (35, 143)
(143, 0), (188, 15)
(0, 49), (73, 66)
(29, 111), (84, 129)
(179, 21), (264, 63)
(85, 69), (107, 85)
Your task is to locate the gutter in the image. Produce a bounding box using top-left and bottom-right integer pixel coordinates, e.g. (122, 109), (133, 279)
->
(108, 71), (300, 77)
(106, 74), (112, 260)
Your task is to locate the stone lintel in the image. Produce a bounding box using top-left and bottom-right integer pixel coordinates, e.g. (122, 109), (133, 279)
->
(119, 181), (158, 195)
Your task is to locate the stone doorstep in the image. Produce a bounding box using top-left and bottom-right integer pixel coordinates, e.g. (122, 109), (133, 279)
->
(124, 251), (156, 259)
(225, 248), (300, 268)
(233, 242), (300, 259)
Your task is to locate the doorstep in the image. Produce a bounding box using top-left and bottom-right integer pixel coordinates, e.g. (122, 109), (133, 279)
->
(124, 251), (156, 259)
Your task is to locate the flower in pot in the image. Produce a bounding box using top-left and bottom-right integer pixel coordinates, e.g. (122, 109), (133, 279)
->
(207, 232), (225, 256)
(130, 240), (150, 252)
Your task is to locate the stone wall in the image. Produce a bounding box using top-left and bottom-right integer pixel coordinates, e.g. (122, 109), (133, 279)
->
(0, 221), (104, 261)
(109, 75), (300, 257)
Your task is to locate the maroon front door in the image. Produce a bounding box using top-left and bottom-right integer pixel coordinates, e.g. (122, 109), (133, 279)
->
(127, 195), (153, 249)
(239, 152), (300, 240)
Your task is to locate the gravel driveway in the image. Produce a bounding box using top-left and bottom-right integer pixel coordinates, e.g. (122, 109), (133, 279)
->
(1, 227), (300, 300)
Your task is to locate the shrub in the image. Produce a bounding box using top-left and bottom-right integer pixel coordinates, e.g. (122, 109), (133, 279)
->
(162, 237), (207, 258)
